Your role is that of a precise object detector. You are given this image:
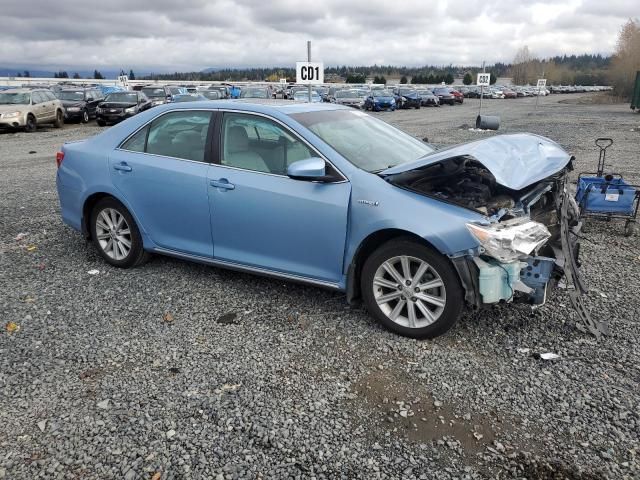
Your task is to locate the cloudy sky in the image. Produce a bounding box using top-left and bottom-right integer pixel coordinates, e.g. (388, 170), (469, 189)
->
(0, 0), (635, 72)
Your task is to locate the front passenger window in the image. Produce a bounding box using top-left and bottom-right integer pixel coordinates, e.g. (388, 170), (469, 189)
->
(221, 113), (315, 175)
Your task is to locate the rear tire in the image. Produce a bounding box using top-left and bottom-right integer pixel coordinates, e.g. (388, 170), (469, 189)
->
(90, 197), (149, 268)
(361, 239), (463, 339)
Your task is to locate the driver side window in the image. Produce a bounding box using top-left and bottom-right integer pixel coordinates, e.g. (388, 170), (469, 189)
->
(221, 113), (315, 176)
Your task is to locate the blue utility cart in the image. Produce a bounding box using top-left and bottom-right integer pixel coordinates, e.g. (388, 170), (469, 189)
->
(575, 138), (639, 236)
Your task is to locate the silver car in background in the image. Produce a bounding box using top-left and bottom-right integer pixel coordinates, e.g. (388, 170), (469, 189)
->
(0, 88), (64, 131)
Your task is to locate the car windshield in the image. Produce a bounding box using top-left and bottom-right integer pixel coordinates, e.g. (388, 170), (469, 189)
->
(372, 90), (393, 97)
(336, 90), (358, 98)
(202, 91), (220, 100)
(141, 88), (165, 98)
(105, 93), (138, 102)
(398, 89), (413, 95)
(416, 90), (432, 95)
(58, 91), (85, 101)
(433, 88), (450, 94)
(173, 94), (207, 102)
(168, 87), (183, 95)
(0, 92), (30, 104)
(241, 89), (268, 98)
(293, 91), (319, 100)
(290, 110), (434, 172)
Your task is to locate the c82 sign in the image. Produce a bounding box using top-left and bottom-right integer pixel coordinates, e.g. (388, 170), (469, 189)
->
(296, 62), (324, 85)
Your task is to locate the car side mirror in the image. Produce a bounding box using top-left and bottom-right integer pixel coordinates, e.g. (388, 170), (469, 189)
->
(287, 158), (326, 181)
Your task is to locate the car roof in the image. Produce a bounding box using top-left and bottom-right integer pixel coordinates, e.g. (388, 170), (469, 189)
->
(149, 99), (349, 115)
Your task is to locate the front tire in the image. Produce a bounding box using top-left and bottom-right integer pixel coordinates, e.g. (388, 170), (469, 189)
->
(97, 119), (106, 127)
(25, 114), (36, 132)
(361, 239), (463, 339)
(82, 109), (89, 123)
(90, 197), (149, 268)
(53, 110), (64, 128)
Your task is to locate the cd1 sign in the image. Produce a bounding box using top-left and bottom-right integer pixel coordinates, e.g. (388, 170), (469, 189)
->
(296, 62), (324, 85)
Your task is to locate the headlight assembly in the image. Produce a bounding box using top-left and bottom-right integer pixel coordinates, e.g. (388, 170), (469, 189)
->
(124, 107), (136, 113)
(66, 107), (80, 112)
(466, 219), (551, 263)
(2, 111), (20, 118)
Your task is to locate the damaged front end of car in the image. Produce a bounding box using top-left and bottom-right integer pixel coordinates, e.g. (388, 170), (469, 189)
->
(382, 133), (608, 337)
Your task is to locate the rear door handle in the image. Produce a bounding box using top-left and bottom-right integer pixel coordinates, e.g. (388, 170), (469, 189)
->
(113, 162), (132, 172)
(210, 179), (235, 190)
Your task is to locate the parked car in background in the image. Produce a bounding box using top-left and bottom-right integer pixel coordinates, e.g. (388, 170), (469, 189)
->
(432, 87), (456, 105)
(293, 90), (323, 103)
(502, 88), (517, 99)
(364, 90), (396, 111)
(140, 86), (183, 106)
(55, 101), (583, 340)
(172, 94), (209, 103)
(333, 89), (367, 108)
(394, 88), (421, 109)
(96, 91), (152, 126)
(415, 89), (440, 106)
(240, 87), (271, 99)
(0, 88), (64, 131)
(57, 87), (104, 123)
(450, 89), (464, 104)
(201, 90), (222, 100)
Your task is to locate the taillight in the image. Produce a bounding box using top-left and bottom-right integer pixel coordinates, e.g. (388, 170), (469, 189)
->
(56, 151), (64, 168)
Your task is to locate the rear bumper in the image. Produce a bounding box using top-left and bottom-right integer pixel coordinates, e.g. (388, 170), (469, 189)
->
(56, 175), (83, 232)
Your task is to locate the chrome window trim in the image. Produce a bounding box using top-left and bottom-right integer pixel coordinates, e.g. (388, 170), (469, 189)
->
(218, 108), (348, 183)
(115, 107), (349, 183)
(153, 247), (342, 290)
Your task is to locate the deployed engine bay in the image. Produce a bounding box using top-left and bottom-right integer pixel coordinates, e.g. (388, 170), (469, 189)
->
(388, 155), (559, 219)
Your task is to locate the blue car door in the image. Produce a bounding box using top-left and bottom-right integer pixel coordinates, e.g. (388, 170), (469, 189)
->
(109, 110), (214, 257)
(208, 112), (351, 284)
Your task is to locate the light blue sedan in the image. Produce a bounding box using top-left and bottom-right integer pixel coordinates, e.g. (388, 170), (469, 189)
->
(56, 100), (587, 338)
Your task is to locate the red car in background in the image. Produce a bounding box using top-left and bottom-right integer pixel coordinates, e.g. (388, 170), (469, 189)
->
(502, 88), (517, 99)
(450, 89), (464, 104)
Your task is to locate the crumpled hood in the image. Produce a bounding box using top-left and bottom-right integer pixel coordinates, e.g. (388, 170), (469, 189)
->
(382, 133), (572, 191)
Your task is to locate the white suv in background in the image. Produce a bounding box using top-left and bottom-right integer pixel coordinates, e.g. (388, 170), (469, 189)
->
(0, 88), (64, 131)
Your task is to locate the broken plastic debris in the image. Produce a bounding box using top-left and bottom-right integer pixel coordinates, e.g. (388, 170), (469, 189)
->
(517, 348), (530, 354)
(26, 245), (37, 252)
(6, 321), (20, 333)
(87, 269), (100, 275)
(14, 233), (28, 241)
(538, 352), (561, 360)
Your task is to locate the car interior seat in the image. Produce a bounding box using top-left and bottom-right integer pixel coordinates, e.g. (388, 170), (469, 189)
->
(224, 125), (269, 173)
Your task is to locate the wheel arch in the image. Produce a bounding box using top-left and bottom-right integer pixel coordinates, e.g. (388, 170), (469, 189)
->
(346, 228), (445, 304)
(81, 191), (146, 241)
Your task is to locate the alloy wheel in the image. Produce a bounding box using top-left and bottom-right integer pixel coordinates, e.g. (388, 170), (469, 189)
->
(95, 208), (132, 260)
(372, 255), (446, 329)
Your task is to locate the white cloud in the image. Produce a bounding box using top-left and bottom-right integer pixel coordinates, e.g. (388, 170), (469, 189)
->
(0, 0), (635, 71)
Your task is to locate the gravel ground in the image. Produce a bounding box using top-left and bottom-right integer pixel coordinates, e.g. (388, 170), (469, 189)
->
(1, 94), (639, 479)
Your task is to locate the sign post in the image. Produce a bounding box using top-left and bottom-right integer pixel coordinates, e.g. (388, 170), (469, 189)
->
(535, 78), (547, 112)
(117, 75), (130, 90)
(477, 68), (490, 117)
(296, 43), (324, 103)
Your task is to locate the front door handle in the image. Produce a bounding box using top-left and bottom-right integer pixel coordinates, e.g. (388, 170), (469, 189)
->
(113, 162), (132, 172)
(210, 179), (235, 190)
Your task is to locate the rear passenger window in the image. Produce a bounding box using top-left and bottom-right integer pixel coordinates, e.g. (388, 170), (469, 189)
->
(121, 126), (149, 153)
(145, 111), (212, 162)
(44, 91), (57, 101)
(32, 92), (44, 104)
